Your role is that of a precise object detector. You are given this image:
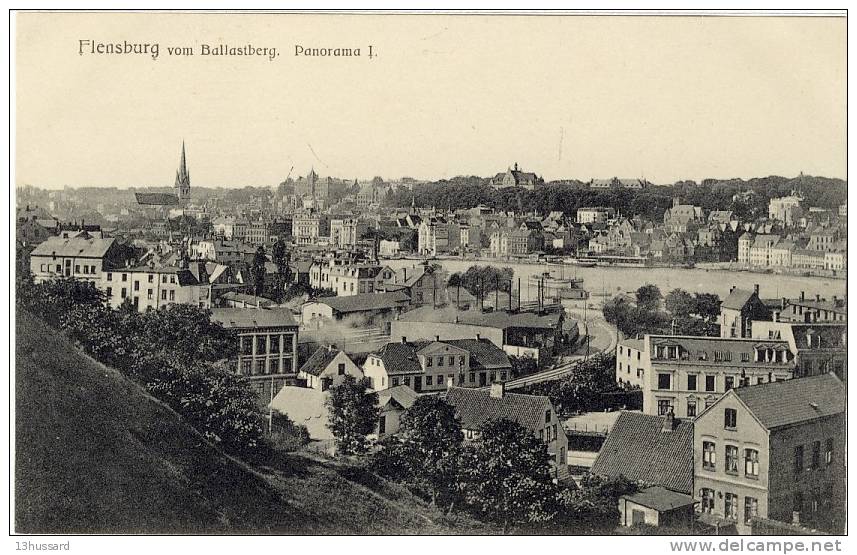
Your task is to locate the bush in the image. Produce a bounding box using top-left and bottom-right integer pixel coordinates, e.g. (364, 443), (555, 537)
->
(270, 410), (311, 452)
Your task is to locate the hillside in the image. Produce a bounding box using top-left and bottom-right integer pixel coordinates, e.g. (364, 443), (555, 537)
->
(15, 311), (485, 534)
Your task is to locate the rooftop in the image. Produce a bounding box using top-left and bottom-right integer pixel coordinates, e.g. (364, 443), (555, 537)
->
(307, 291), (411, 314)
(398, 305), (565, 331)
(732, 373), (844, 429)
(210, 307), (298, 329)
(621, 486), (697, 512)
(591, 411), (694, 495)
(31, 235), (116, 259)
(443, 386), (553, 432)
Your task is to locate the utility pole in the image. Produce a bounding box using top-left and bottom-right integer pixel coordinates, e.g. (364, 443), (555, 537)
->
(267, 374), (275, 436)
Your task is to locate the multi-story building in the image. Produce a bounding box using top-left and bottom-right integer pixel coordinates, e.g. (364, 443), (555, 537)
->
(663, 198), (704, 233)
(576, 207), (615, 224)
(29, 234), (128, 285)
(751, 321), (846, 380)
(719, 285), (772, 339)
(101, 263), (212, 311)
(330, 217), (360, 248)
(489, 163), (544, 190)
(209, 307), (299, 399)
(507, 227), (543, 256)
(748, 235), (782, 267)
(417, 216), (452, 256)
(363, 337), (513, 393)
(824, 250), (846, 272)
(191, 239), (249, 266)
(775, 292), (847, 323)
(245, 219), (270, 245)
(623, 334), (795, 418)
(309, 260), (386, 296)
(693, 373), (845, 534)
(737, 232), (753, 265)
(768, 195), (803, 227)
(293, 211), (330, 245)
(444, 383), (569, 480)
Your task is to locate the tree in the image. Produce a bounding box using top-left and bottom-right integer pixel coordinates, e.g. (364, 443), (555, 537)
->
(509, 355), (539, 378)
(665, 288), (695, 319)
(460, 419), (560, 533)
(397, 396), (463, 508)
(251, 246), (267, 297)
(693, 293), (721, 322)
(556, 474), (638, 533)
(325, 375), (379, 456)
(635, 284), (662, 311)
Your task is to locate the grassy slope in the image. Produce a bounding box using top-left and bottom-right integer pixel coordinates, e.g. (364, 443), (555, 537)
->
(15, 311), (485, 534)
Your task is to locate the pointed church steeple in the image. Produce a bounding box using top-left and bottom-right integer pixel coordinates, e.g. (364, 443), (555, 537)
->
(175, 141), (191, 201)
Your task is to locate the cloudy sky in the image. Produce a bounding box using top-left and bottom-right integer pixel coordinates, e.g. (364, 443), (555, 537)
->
(15, 12), (846, 188)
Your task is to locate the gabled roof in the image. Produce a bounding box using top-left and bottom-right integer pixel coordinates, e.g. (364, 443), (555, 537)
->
(210, 307), (297, 329)
(299, 347), (346, 377)
(721, 288), (755, 310)
(30, 235), (116, 259)
(309, 291), (411, 314)
(371, 338), (511, 375)
(621, 486), (696, 512)
(443, 387), (552, 432)
(591, 411), (694, 495)
(135, 192), (179, 206)
(377, 385), (418, 411)
(733, 373), (845, 429)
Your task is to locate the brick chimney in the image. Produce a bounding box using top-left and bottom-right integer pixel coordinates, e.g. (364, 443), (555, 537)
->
(662, 409), (677, 432)
(800, 291), (805, 301)
(754, 284), (759, 295)
(401, 336), (407, 343)
(489, 381), (505, 399)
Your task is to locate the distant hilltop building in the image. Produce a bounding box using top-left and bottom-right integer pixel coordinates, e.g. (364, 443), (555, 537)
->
(135, 142), (191, 207)
(589, 177), (650, 190)
(490, 163), (544, 190)
(768, 194), (804, 227)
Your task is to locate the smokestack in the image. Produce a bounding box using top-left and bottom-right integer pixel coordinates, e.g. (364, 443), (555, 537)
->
(435, 335), (440, 342)
(800, 291), (805, 301)
(489, 382), (505, 399)
(475, 333), (481, 341)
(816, 294), (821, 302)
(401, 336), (407, 344)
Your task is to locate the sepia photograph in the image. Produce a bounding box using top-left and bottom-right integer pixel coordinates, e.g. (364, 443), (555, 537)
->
(9, 7), (849, 544)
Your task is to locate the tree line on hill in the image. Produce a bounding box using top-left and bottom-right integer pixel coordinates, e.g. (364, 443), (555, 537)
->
(384, 174), (846, 221)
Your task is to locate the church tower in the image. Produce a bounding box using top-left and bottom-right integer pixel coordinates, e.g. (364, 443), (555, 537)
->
(175, 141), (191, 202)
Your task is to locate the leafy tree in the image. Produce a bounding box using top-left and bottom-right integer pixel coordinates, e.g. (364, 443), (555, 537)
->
(693, 293), (721, 322)
(509, 355), (539, 379)
(635, 284), (662, 311)
(665, 288), (695, 319)
(251, 246), (267, 297)
(325, 375), (379, 456)
(460, 419), (560, 533)
(448, 265), (514, 297)
(396, 396), (463, 507)
(555, 474), (637, 533)
(523, 353), (617, 413)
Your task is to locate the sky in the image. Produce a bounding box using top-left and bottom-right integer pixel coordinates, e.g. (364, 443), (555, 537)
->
(15, 12), (846, 188)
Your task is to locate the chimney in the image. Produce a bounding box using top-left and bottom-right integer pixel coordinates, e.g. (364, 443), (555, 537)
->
(476, 333), (481, 340)
(816, 294), (821, 302)
(754, 284), (759, 295)
(730, 286), (735, 294)
(446, 376), (455, 390)
(435, 335), (440, 342)
(662, 410), (677, 432)
(800, 291), (805, 301)
(489, 381), (505, 399)
(673, 197), (680, 208)
(401, 336), (407, 344)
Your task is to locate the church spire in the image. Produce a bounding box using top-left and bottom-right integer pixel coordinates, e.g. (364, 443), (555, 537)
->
(175, 141), (190, 201)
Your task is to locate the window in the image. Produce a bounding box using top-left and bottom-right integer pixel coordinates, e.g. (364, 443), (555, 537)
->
(687, 399), (697, 418)
(705, 375), (716, 392)
(725, 445), (739, 474)
(657, 399), (673, 416)
(438, 356), (444, 367)
(724, 408), (737, 429)
(147, 289), (153, 300)
(170, 276), (176, 284)
(107, 273), (112, 281)
(825, 438), (834, 465)
(744, 497), (758, 525)
(448, 356), (455, 366)
(74, 265), (80, 273)
(725, 493), (738, 520)
(811, 441), (821, 469)
(255, 360), (265, 374)
(426, 375), (433, 386)
(469, 372), (475, 383)
(169, 290), (175, 301)
(657, 373), (671, 390)
(134, 281), (140, 291)
(725, 376), (734, 390)
(337, 363), (346, 376)
(459, 356), (465, 366)
(403, 376), (410, 386)
(378, 415), (386, 435)
(544, 410), (551, 424)
(270, 359), (280, 373)
(500, 371), (507, 381)
(392, 377), (399, 386)
(106, 287), (112, 297)
(794, 445), (804, 474)
(121, 287), (127, 298)
(698, 350), (708, 361)
(741, 352), (750, 362)
(702, 441), (716, 470)
(701, 488), (715, 513)
(687, 375), (697, 391)
(241, 360), (252, 375)
(426, 357), (432, 367)
(161, 290), (167, 300)
(745, 449), (759, 478)
(122, 273), (128, 282)
(148, 274), (154, 283)
(162, 275), (168, 283)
